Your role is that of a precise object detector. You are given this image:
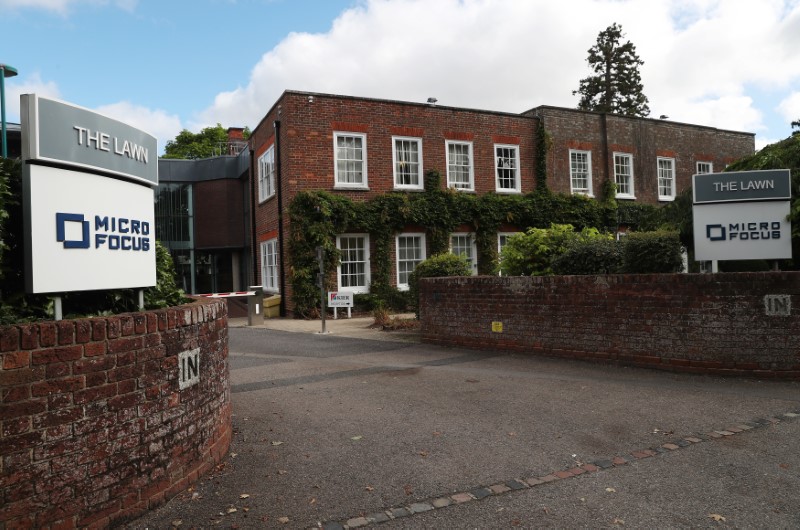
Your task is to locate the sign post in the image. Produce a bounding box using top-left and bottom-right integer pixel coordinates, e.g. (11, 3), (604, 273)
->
(317, 246), (327, 334)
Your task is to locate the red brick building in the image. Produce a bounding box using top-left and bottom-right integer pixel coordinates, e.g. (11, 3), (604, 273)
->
(529, 106), (754, 201)
(247, 91), (754, 315)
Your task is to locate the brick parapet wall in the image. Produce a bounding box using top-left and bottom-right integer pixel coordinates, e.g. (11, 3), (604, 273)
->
(535, 107), (755, 202)
(0, 298), (231, 529)
(419, 273), (800, 378)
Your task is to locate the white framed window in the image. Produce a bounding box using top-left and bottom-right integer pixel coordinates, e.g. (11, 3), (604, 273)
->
(569, 150), (593, 196)
(450, 233), (478, 275)
(696, 161), (713, 174)
(446, 141), (474, 191)
(334, 132), (367, 188)
(258, 145), (276, 203)
(497, 232), (519, 276)
(260, 238), (279, 293)
(336, 234), (370, 293)
(495, 144), (521, 193)
(497, 232), (518, 254)
(396, 233), (426, 290)
(613, 153), (635, 199)
(657, 157), (676, 201)
(393, 137), (423, 190)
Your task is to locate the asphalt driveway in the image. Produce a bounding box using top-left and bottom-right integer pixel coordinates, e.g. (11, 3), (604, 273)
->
(128, 322), (800, 529)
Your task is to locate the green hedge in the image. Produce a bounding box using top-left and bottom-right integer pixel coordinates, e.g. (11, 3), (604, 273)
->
(552, 238), (625, 275)
(622, 231), (684, 273)
(409, 253), (471, 318)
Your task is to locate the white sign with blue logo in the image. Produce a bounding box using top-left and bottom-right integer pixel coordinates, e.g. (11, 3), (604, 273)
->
(25, 165), (156, 293)
(692, 170), (792, 261)
(22, 94), (158, 294)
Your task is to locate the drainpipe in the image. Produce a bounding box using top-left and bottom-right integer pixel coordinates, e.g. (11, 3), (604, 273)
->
(274, 120), (287, 317)
(249, 147), (258, 289)
(600, 112), (610, 196)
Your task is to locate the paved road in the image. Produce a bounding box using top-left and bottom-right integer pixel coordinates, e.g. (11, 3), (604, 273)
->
(129, 324), (800, 529)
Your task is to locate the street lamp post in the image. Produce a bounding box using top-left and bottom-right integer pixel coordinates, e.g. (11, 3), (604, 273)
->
(1, 63), (18, 158)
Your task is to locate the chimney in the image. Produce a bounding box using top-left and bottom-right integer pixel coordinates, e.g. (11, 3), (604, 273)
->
(227, 127), (245, 141)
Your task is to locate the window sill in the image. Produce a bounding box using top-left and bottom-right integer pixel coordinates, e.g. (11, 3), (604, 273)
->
(393, 187), (425, 192)
(495, 188), (521, 194)
(337, 287), (370, 295)
(658, 196), (676, 202)
(447, 187), (476, 193)
(258, 194), (276, 205)
(334, 185), (370, 191)
(572, 192), (595, 198)
(615, 194), (637, 200)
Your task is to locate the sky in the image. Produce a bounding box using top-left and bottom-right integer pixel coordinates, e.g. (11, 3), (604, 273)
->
(3, 0), (800, 154)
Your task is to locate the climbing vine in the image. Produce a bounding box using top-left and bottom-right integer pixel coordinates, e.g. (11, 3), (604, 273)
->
(535, 121), (551, 193)
(287, 169), (659, 316)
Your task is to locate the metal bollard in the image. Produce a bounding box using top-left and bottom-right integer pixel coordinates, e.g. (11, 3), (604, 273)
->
(247, 286), (264, 326)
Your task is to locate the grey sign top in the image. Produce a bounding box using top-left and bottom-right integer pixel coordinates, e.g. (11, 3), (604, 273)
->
(21, 94), (158, 187)
(693, 169), (790, 204)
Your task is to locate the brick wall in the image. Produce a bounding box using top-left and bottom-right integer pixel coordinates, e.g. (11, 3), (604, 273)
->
(0, 298), (231, 528)
(420, 273), (800, 378)
(533, 107), (755, 202)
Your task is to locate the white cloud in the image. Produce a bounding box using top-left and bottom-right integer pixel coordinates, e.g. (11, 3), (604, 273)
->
(94, 101), (182, 152)
(659, 94), (764, 133)
(5, 72), (62, 122)
(195, 0), (800, 140)
(777, 92), (800, 122)
(755, 135), (779, 151)
(4, 72), (180, 151)
(0, 0), (137, 15)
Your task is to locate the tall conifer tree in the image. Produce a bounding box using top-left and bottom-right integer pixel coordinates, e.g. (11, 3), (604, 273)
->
(573, 23), (650, 117)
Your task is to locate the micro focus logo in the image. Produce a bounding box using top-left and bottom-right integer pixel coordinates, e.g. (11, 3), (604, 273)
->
(56, 212), (151, 251)
(56, 213), (90, 248)
(706, 221), (782, 242)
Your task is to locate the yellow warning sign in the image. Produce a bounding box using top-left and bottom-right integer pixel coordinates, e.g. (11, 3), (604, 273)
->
(491, 321), (503, 333)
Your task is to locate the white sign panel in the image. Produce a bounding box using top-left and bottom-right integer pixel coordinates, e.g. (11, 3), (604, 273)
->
(24, 165), (156, 293)
(328, 291), (354, 308)
(692, 201), (792, 261)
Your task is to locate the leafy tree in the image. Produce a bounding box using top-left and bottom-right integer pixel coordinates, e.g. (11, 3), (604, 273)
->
(724, 133), (800, 267)
(162, 124), (250, 159)
(793, 119), (800, 135)
(573, 23), (650, 117)
(500, 223), (610, 276)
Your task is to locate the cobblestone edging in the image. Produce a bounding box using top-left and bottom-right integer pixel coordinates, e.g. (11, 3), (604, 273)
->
(316, 409), (800, 529)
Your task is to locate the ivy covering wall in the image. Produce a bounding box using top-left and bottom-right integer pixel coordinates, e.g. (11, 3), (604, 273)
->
(287, 170), (664, 316)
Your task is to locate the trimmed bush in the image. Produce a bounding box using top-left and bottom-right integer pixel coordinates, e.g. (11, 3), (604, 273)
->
(552, 238), (624, 275)
(409, 253), (471, 317)
(622, 231), (684, 273)
(500, 224), (610, 276)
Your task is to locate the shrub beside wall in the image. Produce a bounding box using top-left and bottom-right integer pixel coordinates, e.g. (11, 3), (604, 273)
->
(419, 273), (800, 378)
(0, 297), (231, 528)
